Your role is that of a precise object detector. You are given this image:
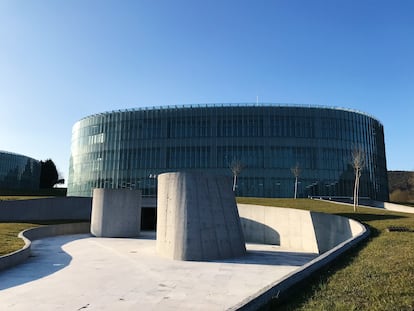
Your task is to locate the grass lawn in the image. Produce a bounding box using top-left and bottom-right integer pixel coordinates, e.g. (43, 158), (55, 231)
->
(0, 188), (67, 196)
(0, 223), (42, 256)
(0, 195), (55, 255)
(237, 198), (414, 311)
(0, 196), (52, 201)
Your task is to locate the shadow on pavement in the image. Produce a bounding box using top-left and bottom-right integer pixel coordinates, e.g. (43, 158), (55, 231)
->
(213, 249), (317, 267)
(0, 234), (89, 290)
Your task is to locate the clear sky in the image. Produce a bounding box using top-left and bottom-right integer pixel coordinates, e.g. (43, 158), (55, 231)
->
(1, 0), (413, 182)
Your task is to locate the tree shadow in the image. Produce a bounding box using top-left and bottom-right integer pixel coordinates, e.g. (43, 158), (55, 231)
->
(335, 213), (407, 222)
(0, 234), (89, 290)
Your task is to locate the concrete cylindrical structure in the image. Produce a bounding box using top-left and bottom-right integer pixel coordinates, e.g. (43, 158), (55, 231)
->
(156, 172), (246, 261)
(91, 188), (142, 237)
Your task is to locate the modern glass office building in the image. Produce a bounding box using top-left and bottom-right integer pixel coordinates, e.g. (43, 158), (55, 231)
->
(0, 151), (41, 190)
(67, 104), (389, 201)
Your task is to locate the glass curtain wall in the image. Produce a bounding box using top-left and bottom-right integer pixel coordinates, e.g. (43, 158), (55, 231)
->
(68, 105), (389, 201)
(0, 151), (41, 190)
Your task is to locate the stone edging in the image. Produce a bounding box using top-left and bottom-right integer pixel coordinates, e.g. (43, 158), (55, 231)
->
(0, 223), (90, 271)
(229, 217), (370, 311)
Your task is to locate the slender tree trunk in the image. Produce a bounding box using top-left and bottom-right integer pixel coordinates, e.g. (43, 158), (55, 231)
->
(356, 172), (360, 207)
(291, 163), (301, 199)
(294, 176), (298, 199)
(351, 148), (365, 213)
(233, 174), (237, 192)
(353, 169), (359, 212)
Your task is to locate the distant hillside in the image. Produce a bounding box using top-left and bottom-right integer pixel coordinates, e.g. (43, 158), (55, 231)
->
(388, 171), (414, 203)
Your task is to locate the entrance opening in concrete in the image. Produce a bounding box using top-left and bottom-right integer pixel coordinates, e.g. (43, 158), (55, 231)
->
(141, 207), (157, 230)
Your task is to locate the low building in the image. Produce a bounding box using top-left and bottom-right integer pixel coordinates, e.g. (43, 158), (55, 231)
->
(0, 151), (41, 191)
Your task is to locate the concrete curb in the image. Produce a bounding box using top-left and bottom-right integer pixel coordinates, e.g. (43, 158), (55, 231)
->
(313, 198), (414, 214)
(0, 223), (90, 271)
(229, 219), (370, 311)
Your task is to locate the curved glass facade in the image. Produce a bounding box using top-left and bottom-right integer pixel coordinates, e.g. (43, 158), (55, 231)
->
(0, 151), (41, 190)
(67, 105), (389, 201)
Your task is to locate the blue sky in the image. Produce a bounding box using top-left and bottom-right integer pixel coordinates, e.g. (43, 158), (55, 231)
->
(1, 0), (413, 181)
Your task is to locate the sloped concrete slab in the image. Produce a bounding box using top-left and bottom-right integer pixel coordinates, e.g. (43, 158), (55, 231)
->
(0, 233), (316, 310)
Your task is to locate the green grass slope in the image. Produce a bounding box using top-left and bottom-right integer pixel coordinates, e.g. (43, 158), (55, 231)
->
(388, 171), (414, 203)
(0, 223), (42, 256)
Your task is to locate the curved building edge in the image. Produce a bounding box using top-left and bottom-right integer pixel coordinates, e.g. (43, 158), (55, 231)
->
(67, 104), (389, 201)
(0, 151), (41, 191)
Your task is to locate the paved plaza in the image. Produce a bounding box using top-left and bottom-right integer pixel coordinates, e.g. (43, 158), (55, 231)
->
(0, 232), (317, 310)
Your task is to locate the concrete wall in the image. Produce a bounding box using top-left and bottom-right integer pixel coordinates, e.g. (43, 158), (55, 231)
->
(372, 201), (414, 214)
(317, 198), (414, 215)
(157, 172), (246, 261)
(0, 197), (157, 223)
(0, 222), (90, 271)
(232, 209), (369, 311)
(91, 188), (142, 238)
(142, 197), (156, 208)
(310, 211), (364, 253)
(237, 204), (365, 254)
(0, 197), (92, 221)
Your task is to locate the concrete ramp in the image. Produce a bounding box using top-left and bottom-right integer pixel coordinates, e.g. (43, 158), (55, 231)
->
(238, 203), (365, 254)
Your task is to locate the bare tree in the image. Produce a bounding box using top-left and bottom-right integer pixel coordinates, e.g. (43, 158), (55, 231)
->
(291, 163), (301, 199)
(229, 158), (245, 192)
(351, 148), (365, 212)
